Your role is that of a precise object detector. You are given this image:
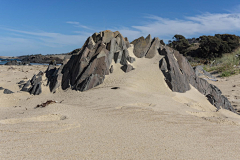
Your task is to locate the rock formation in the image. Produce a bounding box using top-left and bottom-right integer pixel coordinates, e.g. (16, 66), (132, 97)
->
(28, 30), (235, 114)
(159, 46), (235, 112)
(130, 34), (152, 58)
(46, 30), (135, 92)
(21, 71), (43, 95)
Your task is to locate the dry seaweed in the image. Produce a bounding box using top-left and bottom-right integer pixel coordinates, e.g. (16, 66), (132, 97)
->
(34, 100), (56, 109)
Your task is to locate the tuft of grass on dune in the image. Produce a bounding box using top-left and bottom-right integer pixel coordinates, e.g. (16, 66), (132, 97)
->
(203, 48), (240, 77)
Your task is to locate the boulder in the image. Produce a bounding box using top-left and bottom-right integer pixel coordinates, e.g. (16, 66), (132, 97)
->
(101, 30), (115, 44)
(121, 64), (134, 73)
(21, 80), (32, 92)
(20, 71), (43, 95)
(145, 37), (160, 59)
(3, 89), (14, 94)
(131, 34), (152, 58)
(159, 49), (191, 93)
(194, 65), (216, 80)
(60, 30), (136, 92)
(0, 87), (4, 90)
(109, 65), (113, 73)
(159, 46), (235, 113)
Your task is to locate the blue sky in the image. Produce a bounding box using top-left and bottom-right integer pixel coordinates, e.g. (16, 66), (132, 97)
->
(1, 0), (240, 56)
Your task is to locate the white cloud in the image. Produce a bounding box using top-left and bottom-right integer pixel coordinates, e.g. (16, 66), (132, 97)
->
(1, 11), (240, 56)
(113, 13), (240, 41)
(66, 21), (93, 30)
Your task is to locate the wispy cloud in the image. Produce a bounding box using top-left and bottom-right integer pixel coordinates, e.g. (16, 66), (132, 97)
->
(112, 13), (240, 41)
(66, 21), (93, 30)
(1, 10), (240, 56)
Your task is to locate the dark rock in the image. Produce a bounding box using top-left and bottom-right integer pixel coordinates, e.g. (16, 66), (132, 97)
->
(145, 37), (160, 59)
(120, 49), (129, 65)
(121, 64), (134, 73)
(30, 82), (42, 95)
(47, 65), (63, 93)
(49, 60), (57, 66)
(21, 73), (43, 95)
(17, 80), (25, 84)
(0, 87), (4, 90)
(126, 56), (135, 63)
(19, 54), (63, 64)
(109, 65), (113, 73)
(5, 60), (20, 65)
(159, 49), (190, 93)
(159, 46), (236, 113)
(194, 65), (216, 80)
(3, 89), (14, 94)
(131, 34), (152, 58)
(21, 80), (32, 92)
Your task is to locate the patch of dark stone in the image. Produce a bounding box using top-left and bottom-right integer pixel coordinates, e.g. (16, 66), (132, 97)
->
(3, 89), (14, 94)
(20, 71), (43, 95)
(0, 87), (4, 90)
(111, 87), (120, 89)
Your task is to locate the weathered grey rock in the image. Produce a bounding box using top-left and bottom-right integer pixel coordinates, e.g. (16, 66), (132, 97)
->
(3, 89), (14, 94)
(57, 30), (136, 92)
(131, 34), (152, 58)
(46, 65), (63, 93)
(126, 56), (135, 63)
(20, 72), (43, 95)
(194, 65), (216, 80)
(159, 49), (191, 93)
(121, 64), (134, 73)
(21, 80), (32, 92)
(30, 82), (42, 95)
(120, 49), (129, 65)
(159, 46), (236, 113)
(114, 51), (123, 63)
(17, 80), (25, 84)
(125, 37), (130, 48)
(21, 80), (31, 92)
(101, 30), (115, 44)
(145, 37), (160, 59)
(109, 65), (113, 73)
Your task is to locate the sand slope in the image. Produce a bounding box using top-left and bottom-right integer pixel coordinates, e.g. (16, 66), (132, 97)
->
(1, 48), (240, 159)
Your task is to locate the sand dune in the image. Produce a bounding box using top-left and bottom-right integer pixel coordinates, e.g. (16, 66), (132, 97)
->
(1, 46), (240, 159)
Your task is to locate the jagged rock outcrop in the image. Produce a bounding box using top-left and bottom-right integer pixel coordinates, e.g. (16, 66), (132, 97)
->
(159, 49), (191, 93)
(131, 34), (152, 58)
(194, 66), (216, 80)
(145, 37), (161, 59)
(159, 46), (235, 112)
(59, 30), (135, 92)
(21, 71), (43, 95)
(46, 65), (63, 93)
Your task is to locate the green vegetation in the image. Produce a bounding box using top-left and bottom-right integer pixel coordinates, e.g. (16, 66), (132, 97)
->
(168, 33), (240, 77)
(203, 48), (240, 77)
(168, 34), (240, 59)
(168, 34), (190, 55)
(198, 34), (240, 59)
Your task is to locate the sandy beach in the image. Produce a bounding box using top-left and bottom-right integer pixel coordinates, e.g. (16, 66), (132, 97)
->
(1, 52), (240, 159)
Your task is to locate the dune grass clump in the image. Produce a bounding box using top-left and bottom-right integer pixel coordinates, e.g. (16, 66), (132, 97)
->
(203, 48), (240, 77)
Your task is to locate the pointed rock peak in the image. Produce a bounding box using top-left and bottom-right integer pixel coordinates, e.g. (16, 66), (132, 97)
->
(130, 34), (152, 58)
